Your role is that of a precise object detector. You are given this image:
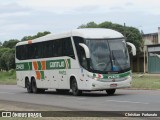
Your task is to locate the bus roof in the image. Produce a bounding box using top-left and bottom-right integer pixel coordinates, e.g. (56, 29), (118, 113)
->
(16, 28), (124, 46)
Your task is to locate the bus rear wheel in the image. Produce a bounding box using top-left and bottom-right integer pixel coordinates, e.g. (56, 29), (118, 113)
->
(26, 79), (32, 93)
(31, 78), (38, 93)
(106, 89), (116, 95)
(31, 78), (45, 93)
(71, 78), (82, 96)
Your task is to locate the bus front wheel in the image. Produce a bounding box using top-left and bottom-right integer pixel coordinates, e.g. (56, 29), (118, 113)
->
(106, 89), (116, 95)
(71, 79), (82, 96)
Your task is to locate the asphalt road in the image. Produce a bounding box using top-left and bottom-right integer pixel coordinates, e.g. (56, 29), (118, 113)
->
(0, 85), (160, 111)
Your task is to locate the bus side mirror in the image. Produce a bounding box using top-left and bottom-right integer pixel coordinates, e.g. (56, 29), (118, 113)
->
(126, 42), (136, 56)
(79, 43), (90, 58)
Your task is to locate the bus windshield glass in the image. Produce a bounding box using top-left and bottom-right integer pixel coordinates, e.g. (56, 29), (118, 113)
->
(85, 39), (130, 72)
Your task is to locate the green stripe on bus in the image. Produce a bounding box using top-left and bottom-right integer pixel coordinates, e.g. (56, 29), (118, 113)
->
(40, 71), (45, 79)
(28, 62), (32, 70)
(16, 62), (32, 71)
(93, 71), (131, 79)
(16, 59), (71, 71)
(37, 61), (42, 70)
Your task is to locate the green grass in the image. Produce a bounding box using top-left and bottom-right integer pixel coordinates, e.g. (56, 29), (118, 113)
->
(0, 70), (16, 85)
(132, 74), (160, 89)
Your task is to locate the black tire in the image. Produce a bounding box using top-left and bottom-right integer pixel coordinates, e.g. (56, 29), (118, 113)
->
(56, 89), (69, 94)
(26, 79), (33, 93)
(31, 78), (38, 93)
(71, 78), (82, 96)
(106, 89), (116, 95)
(31, 78), (45, 93)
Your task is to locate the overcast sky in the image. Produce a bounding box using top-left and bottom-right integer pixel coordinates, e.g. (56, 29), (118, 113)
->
(0, 0), (160, 42)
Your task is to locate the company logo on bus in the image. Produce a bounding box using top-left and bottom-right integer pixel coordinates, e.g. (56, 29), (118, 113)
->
(108, 75), (119, 79)
(16, 64), (24, 70)
(50, 61), (65, 68)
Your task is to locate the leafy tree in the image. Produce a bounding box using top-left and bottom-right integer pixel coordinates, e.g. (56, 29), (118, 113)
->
(78, 21), (143, 53)
(7, 49), (15, 70)
(0, 48), (10, 59)
(21, 31), (51, 41)
(3, 39), (19, 48)
(0, 49), (15, 71)
(21, 36), (33, 41)
(0, 48), (10, 70)
(78, 22), (98, 28)
(0, 31), (51, 70)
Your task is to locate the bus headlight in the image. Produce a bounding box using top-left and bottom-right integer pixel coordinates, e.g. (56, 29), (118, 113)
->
(93, 77), (99, 80)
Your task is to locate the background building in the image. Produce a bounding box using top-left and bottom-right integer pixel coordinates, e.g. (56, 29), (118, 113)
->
(135, 27), (160, 73)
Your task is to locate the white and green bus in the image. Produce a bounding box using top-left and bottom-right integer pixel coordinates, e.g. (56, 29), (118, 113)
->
(16, 28), (136, 96)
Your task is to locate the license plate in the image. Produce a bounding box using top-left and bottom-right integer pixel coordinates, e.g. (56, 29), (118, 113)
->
(110, 83), (117, 87)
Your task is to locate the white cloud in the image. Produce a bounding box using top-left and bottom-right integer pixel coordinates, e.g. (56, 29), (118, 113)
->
(0, 12), (30, 18)
(14, 0), (160, 14)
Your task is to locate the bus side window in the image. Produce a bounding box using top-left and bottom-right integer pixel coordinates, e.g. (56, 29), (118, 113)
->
(52, 40), (59, 57)
(63, 38), (75, 59)
(28, 44), (33, 59)
(23, 45), (28, 60)
(16, 46), (22, 60)
(43, 42), (50, 58)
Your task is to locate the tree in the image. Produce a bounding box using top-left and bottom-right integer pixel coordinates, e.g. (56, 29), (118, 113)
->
(78, 22), (98, 28)
(21, 36), (33, 41)
(21, 31), (51, 41)
(3, 39), (19, 48)
(0, 49), (15, 71)
(0, 48), (10, 70)
(0, 48), (10, 58)
(0, 31), (51, 71)
(78, 21), (143, 53)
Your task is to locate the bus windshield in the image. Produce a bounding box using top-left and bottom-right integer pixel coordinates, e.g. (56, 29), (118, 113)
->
(85, 39), (130, 72)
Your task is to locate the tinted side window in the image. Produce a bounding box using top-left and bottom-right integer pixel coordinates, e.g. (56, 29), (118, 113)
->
(43, 41), (53, 58)
(16, 45), (28, 60)
(63, 38), (75, 59)
(16, 46), (21, 60)
(53, 40), (62, 57)
(16, 37), (75, 60)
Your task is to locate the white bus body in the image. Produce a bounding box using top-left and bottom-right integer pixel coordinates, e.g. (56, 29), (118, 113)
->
(16, 28), (136, 95)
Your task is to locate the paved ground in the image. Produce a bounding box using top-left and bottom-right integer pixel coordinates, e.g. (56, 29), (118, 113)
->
(0, 85), (160, 111)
